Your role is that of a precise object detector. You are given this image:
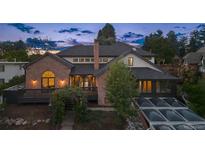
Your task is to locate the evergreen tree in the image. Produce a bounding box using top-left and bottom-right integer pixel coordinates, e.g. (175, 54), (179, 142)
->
(97, 23), (116, 45)
(177, 36), (188, 57)
(143, 30), (176, 64)
(188, 30), (202, 52)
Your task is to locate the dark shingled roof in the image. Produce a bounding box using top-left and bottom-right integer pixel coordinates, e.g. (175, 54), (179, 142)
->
(70, 64), (106, 75)
(131, 67), (178, 80)
(183, 47), (205, 64)
(58, 42), (155, 57)
(24, 52), (73, 69)
(95, 49), (165, 77)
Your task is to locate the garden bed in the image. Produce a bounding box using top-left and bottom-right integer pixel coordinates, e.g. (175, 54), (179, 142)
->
(0, 104), (56, 130)
(73, 110), (127, 130)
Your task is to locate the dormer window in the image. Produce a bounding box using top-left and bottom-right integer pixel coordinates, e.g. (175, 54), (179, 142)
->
(128, 57), (133, 66)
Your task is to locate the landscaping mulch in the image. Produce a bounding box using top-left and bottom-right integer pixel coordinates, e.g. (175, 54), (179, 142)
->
(0, 104), (56, 130)
(73, 110), (127, 130)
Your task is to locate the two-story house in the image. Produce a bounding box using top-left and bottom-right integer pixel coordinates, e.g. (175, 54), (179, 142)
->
(13, 40), (178, 105)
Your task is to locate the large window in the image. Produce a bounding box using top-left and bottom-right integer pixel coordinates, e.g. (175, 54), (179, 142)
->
(128, 57), (133, 66)
(70, 75), (96, 89)
(0, 65), (5, 72)
(139, 80), (152, 93)
(41, 71), (55, 88)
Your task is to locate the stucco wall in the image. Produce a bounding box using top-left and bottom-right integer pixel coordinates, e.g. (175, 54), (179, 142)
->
(25, 56), (71, 89)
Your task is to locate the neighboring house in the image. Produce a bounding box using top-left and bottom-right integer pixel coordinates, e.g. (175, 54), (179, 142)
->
(0, 60), (28, 85)
(4, 41), (178, 105)
(183, 47), (205, 73)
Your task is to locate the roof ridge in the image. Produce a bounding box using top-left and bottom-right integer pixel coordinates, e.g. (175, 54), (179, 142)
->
(24, 52), (73, 69)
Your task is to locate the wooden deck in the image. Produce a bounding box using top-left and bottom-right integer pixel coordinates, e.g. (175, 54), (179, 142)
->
(4, 88), (98, 104)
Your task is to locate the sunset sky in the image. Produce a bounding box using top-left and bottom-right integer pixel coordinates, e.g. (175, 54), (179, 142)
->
(0, 23), (202, 47)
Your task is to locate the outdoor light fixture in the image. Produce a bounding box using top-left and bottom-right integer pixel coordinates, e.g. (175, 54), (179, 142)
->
(31, 80), (37, 87)
(59, 80), (66, 87)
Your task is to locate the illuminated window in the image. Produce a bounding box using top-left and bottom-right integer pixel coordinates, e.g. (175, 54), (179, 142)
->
(140, 80), (152, 93)
(69, 75), (96, 88)
(41, 71), (55, 88)
(128, 57), (133, 66)
(73, 58), (78, 62)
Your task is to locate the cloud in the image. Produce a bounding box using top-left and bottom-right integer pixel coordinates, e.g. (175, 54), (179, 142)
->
(176, 32), (186, 37)
(81, 30), (94, 34)
(26, 38), (57, 49)
(174, 26), (186, 29)
(8, 23), (41, 35)
(8, 23), (35, 33)
(131, 38), (144, 45)
(58, 27), (94, 35)
(33, 30), (41, 35)
(118, 32), (145, 46)
(64, 38), (81, 46)
(196, 24), (205, 29)
(122, 32), (144, 39)
(56, 40), (65, 43)
(58, 28), (79, 33)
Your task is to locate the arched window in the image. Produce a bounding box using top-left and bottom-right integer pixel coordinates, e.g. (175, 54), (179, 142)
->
(41, 71), (55, 88)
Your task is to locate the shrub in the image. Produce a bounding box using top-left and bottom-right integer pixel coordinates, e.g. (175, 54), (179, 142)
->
(74, 99), (88, 122)
(72, 87), (88, 122)
(182, 80), (205, 117)
(51, 87), (87, 126)
(51, 99), (65, 126)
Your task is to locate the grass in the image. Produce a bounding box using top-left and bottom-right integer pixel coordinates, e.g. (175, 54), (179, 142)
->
(73, 110), (127, 130)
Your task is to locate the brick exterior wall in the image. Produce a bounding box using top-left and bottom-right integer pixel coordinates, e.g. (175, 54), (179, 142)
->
(25, 55), (71, 89)
(94, 40), (99, 70)
(96, 72), (111, 106)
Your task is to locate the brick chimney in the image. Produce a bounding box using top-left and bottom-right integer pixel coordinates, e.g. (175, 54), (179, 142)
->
(94, 39), (99, 70)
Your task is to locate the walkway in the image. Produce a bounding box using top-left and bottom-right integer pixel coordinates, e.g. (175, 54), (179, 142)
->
(88, 107), (115, 111)
(61, 111), (74, 130)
